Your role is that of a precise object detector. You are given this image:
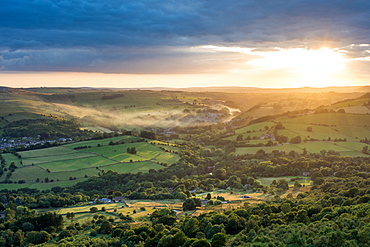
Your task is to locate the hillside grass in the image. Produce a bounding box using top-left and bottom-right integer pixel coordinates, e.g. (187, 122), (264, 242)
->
(278, 113), (370, 127)
(235, 141), (366, 156)
(0, 136), (178, 190)
(231, 112), (370, 156)
(37, 156), (115, 172)
(20, 146), (79, 159)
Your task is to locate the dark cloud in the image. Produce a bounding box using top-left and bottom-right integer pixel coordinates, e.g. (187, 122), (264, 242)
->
(0, 0), (370, 73)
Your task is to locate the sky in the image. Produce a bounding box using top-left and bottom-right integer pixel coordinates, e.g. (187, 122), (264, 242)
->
(1, 0), (370, 89)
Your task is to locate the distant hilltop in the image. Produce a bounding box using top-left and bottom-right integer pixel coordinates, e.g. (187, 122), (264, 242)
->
(4, 85), (369, 93)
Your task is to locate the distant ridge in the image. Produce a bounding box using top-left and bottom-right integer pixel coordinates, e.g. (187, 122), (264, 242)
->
(9, 85), (370, 94)
(74, 85), (370, 93)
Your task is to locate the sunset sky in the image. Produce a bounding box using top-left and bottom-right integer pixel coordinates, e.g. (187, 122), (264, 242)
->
(1, 0), (370, 88)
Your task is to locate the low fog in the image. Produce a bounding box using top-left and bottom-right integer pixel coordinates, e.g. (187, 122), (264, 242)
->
(51, 102), (240, 131)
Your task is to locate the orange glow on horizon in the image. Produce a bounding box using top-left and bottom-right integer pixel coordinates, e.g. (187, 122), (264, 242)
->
(248, 48), (346, 87)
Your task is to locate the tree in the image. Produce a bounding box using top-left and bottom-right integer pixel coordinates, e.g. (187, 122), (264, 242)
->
(22, 222), (34, 231)
(214, 169), (226, 180)
(127, 147), (137, 154)
(140, 130), (157, 140)
(311, 171), (323, 181)
(226, 213), (246, 235)
(337, 109), (345, 113)
(313, 177), (325, 186)
(295, 209), (309, 224)
(281, 203), (291, 213)
(192, 239), (211, 247)
(66, 212), (75, 221)
(181, 217), (200, 238)
(90, 207), (98, 213)
(358, 226), (370, 244)
(291, 136), (302, 144)
(294, 180), (302, 187)
(236, 134), (243, 141)
(99, 220), (113, 234)
(158, 229), (187, 247)
(151, 208), (177, 226)
(275, 123), (285, 129)
(211, 232), (228, 247)
(286, 232), (307, 247)
(276, 179), (289, 190)
(206, 193), (212, 200)
(26, 231), (51, 245)
(362, 145), (369, 154)
(183, 198), (196, 211)
(13, 230), (24, 246)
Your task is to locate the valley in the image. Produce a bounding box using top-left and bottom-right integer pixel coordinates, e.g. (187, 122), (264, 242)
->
(0, 86), (370, 246)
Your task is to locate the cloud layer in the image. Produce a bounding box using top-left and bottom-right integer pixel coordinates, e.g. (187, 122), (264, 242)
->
(1, 0), (370, 73)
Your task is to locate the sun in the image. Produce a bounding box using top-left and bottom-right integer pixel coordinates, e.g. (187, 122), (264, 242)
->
(248, 48), (346, 87)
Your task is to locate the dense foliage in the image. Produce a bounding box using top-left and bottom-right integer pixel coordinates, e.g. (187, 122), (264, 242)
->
(1, 119), (119, 143)
(1, 162), (370, 246)
(0, 108), (370, 245)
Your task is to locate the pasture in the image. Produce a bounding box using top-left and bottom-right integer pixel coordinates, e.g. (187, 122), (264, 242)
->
(0, 136), (179, 190)
(232, 112), (370, 156)
(46, 199), (183, 225)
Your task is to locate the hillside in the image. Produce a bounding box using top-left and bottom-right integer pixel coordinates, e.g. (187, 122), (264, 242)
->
(0, 136), (179, 190)
(225, 93), (370, 157)
(1, 86), (370, 246)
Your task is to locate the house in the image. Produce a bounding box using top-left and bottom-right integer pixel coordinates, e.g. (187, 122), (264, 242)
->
(113, 196), (125, 202)
(93, 198), (112, 203)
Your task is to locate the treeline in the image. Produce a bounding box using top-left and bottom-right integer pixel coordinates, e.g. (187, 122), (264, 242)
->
(2, 119), (103, 140)
(101, 93), (125, 100)
(2, 171), (370, 246)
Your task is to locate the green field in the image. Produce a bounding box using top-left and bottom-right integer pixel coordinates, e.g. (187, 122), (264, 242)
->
(21, 153), (95, 166)
(278, 112), (370, 127)
(102, 161), (163, 173)
(258, 176), (311, 186)
(37, 156), (115, 172)
(19, 146), (79, 159)
(0, 136), (179, 190)
(235, 141), (367, 156)
(235, 144), (303, 155)
(231, 112), (370, 156)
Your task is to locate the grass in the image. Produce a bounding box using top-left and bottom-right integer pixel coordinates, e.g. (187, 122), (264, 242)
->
(10, 165), (98, 182)
(296, 141), (351, 153)
(235, 141), (367, 156)
(20, 146), (79, 159)
(235, 144), (303, 155)
(234, 122), (275, 134)
(21, 152), (96, 166)
(1, 153), (20, 168)
(102, 161), (164, 173)
(0, 179), (90, 191)
(222, 131), (266, 141)
(342, 106), (370, 114)
(334, 125), (370, 139)
(64, 136), (138, 149)
(154, 152), (180, 165)
(45, 199), (183, 225)
(0, 136), (179, 190)
(81, 126), (114, 133)
(258, 176), (311, 186)
(278, 123), (351, 140)
(279, 113), (370, 127)
(231, 112), (370, 156)
(37, 156), (115, 172)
